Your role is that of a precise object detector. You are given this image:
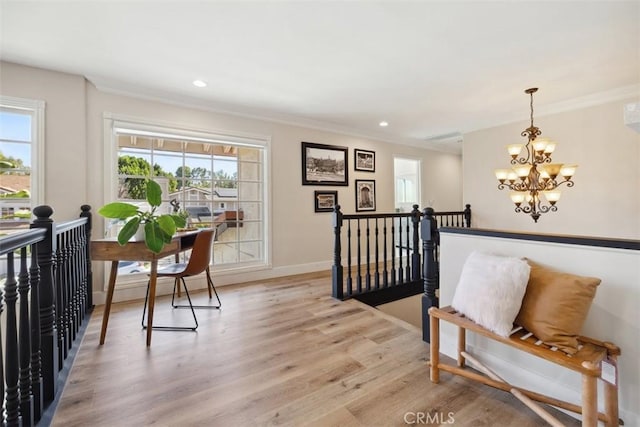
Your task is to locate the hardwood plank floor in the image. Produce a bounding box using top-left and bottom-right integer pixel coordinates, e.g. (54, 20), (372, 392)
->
(52, 271), (580, 426)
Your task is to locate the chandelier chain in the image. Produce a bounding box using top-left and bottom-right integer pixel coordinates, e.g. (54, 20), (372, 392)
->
(530, 91), (534, 129)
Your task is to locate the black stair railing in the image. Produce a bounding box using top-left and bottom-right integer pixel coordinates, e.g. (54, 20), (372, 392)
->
(331, 204), (471, 341)
(0, 205), (93, 426)
(332, 205), (471, 305)
(332, 205), (424, 304)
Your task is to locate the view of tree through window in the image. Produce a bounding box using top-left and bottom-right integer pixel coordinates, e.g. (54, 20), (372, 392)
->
(1, 97), (43, 283)
(111, 130), (266, 272)
(0, 107), (35, 234)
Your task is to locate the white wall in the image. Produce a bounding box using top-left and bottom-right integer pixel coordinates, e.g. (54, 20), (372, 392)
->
(0, 61), (88, 221)
(1, 61), (462, 302)
(463, 98), (640, 239)
(439, 230), (640, 425)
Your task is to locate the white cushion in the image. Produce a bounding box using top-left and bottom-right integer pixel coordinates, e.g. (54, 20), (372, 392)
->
(451, 251), (531, 337)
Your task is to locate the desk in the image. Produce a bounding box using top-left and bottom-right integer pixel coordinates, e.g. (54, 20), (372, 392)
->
(91, 230), (199, 346)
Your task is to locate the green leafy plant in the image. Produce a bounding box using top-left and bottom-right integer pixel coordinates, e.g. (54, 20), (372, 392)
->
(98, 180), (186, 253)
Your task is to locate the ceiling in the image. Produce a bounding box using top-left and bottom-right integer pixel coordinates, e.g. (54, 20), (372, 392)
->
(1, 1), (638, 153)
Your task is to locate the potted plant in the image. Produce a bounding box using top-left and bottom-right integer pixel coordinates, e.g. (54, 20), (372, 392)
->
(98, 180), (186, 253)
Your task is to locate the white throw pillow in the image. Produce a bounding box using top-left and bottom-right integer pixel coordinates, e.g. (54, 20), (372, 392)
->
(451, 251), (531, 337)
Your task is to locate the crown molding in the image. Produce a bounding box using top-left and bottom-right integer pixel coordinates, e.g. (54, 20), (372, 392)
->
(87, 75), (462, 155)
(464, 84), (640, 134)
(539, 84), (640, 116)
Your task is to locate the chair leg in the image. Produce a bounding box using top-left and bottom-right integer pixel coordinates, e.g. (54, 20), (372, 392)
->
(173, 268), (221, 310)
(142, 279), (198, 331)
(206, 267), (222, 308)
(141, 280), (150, 327)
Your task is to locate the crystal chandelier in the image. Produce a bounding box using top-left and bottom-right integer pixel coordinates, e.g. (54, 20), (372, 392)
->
(494, 88), (577, 222)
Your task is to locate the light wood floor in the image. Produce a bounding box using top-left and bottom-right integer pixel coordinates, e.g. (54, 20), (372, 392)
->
(52, 271), (580, 426)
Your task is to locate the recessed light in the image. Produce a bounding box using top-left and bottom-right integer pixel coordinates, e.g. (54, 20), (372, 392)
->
(193, 79), (207, 88)
(379, 121), (389, 127)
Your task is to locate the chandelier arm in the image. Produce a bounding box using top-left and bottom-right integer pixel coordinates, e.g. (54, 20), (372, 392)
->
(551, 180), (575, 189)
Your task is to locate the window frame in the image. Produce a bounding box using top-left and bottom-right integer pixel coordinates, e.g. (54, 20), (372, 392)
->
(0, 95), (46, 209)
(103, 114), (272, 280)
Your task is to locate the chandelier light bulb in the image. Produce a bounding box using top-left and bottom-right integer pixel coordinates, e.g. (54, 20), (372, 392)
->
(560, 164), (577, 179)
(507, 144), (523, 157)
(510, 192), (525, 205)
(542, 163), (563, 179)
(513, 164), (531, 178)
(494, 169), (510, 181)
(544, 191), (562, 204)
(532, 137), (549, 153)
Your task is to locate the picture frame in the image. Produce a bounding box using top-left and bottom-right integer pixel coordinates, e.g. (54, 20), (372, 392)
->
(355, 179), (376, 212)
(314, 190), (338, 213)
(301, 142), (348, 186)
(354, 149), (375, 172)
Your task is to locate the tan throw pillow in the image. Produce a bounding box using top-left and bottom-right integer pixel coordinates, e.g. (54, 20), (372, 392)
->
(515, 261), (600, 354)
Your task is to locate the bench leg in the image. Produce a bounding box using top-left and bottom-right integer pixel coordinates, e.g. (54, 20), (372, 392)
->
(457, 326), (466, 368)
(429, 311), (440, 383)
(582, 374), (597, 427)
(604, 356), (619, 427)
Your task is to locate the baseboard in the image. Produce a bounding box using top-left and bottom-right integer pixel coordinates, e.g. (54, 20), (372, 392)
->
(92, 260), (333, 305)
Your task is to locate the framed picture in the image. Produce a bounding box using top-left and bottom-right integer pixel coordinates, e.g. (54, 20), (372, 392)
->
(314, 190), (338, 213)
(301, 142), (348, 186)
(354, 149), (375, 172)
(355, 179), (376, 212)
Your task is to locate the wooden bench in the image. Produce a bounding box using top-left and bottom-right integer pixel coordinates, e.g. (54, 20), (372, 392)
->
(429, 306), (621, 427)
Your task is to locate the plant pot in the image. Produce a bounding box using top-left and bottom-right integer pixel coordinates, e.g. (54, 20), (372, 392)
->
(132, 225), (145, 242)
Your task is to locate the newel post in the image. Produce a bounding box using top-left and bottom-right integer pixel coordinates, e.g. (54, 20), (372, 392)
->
(463, 204), (472, 227)
(332, 205), (344, 299)
(80, 205), (94, 309)
(410, 204), (421, 281)
(421, 207), (439, 342)
(30, 205), (59, 402)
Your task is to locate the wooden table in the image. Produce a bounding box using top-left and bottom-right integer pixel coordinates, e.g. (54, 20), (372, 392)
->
(91, 230), (199, 346)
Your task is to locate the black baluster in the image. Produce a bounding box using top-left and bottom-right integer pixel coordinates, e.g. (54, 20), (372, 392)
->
(391, 218), (396, 286)
(374, 218), (380, 290)
(0, 272), (4, 423)
(55, 232), (67, 365)
(346, 220), (352, 297)
(382, 218), (388, 288)
(365, 218), (371, 292)
(405, 216), (411, 282)
(68, 229), (77, 343)
(411, 205), (421, 281)
(72, 227), (80, 341)
(29, 246), (43, 422)
(356, 219), (362, 294)
(4, 252), (21, 426)
(397, 217), (403, 284)
(30, 205), (58, 402)
(18, 247), (34, 426)
(331, 205), (343, 300)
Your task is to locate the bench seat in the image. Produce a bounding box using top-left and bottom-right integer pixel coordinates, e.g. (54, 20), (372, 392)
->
(429, 305), (621, 427)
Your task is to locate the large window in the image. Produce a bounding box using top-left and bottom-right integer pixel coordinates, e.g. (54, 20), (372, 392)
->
(106, 119), (268, 274)
(0, 96), (44, 283)
(0, 96), (44, 234)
